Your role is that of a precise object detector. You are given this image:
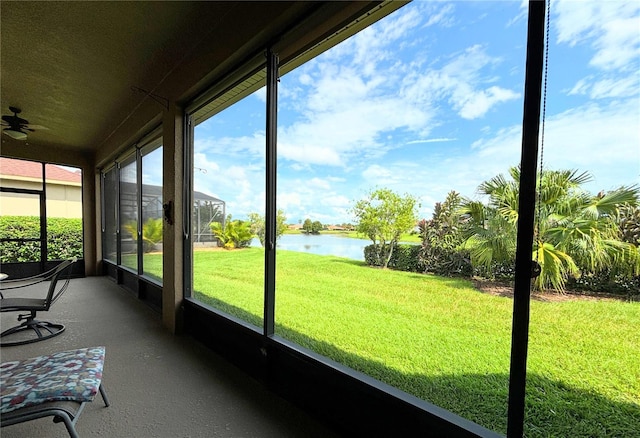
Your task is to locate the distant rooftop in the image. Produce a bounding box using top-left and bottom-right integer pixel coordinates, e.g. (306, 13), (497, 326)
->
(0, 157), (81, 183)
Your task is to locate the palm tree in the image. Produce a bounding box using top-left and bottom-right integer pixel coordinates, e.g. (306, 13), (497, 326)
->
(211, 215), (254, 249)
(123, 218), (164, 253)
(461, 167), (639, 291)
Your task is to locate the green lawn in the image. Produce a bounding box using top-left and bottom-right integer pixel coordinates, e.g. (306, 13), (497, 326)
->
(152, 248), (639, 437)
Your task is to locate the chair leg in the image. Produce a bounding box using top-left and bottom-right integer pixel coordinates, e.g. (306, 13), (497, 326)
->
(53, 411), (80, 438)
(99, 384), (111, 407)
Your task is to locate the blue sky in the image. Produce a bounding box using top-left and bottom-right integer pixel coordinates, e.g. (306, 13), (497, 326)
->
(190, 0), (640, 225)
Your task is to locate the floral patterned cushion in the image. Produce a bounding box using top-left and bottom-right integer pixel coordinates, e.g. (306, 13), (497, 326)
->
(0, 346), (105, 414)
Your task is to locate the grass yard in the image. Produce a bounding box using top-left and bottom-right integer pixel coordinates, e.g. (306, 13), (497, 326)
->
(151, 248), (639, 437)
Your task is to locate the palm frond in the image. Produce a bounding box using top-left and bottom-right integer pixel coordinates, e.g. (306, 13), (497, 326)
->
(533, 241), (579, 292)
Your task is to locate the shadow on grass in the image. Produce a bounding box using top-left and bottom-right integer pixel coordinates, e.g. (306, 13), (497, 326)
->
(326, 258), (368, 268)
(192, 291), (639, 437)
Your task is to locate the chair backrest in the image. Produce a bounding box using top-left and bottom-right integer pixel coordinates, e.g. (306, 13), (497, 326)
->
(0, 258), (77, 291)
(43, 258), (77, 310)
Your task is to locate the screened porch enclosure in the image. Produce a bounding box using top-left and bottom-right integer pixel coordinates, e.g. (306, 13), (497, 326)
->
(4, 2), (634, 437)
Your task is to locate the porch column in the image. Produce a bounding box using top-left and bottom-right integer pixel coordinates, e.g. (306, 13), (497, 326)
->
(162, 105), (185, 333)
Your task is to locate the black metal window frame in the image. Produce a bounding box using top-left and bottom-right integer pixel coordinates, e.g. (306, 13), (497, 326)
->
(1, 159), (85, 274)
(102, 130), (164, 279)
(101, 163), (120, 266)
(0, 185), (47, 268)
(117, 150), (140, 276)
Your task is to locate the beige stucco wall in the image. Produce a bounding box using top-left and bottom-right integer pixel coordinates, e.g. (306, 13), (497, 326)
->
(47, 182), (83, 218)
(0, 176), (82, 218)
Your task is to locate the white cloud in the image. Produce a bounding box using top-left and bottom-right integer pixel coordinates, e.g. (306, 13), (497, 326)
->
(191, 152), (264, 217)
(278, 192), (302, 211)
(253, 87), (267, 103)
(346, 96), (639, 219)
(276, 179), (353, 223)
(456, 86), (521, 120)
(569, 74), (640, 99)
(308, 177), (331, 190)
(361, 164), (395, 185)
(278, 142), (342, 166)
(278, 78), (434, 167)
(424, 3), (456, 28)
(471, 98), (640, 191)
(407, 138), (457, 145)
(506, 0), (528, 28)
(555, 0), (640, 71)
(345, 2), (424, 68)
(195, 133), (265, 158)
(274, 8), (520, 171)
(402, 45), (521, 120)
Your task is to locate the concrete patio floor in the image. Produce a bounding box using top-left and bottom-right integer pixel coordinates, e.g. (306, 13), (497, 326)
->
(0, 276), (339, 437)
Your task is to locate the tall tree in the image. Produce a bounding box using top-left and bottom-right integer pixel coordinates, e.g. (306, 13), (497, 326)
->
(419, 191), (470, 275)
(302, 218), (313, 234)
(461, 167), (639, 291)
(248, 210), (287, 247)
(352, 188), (419, 268)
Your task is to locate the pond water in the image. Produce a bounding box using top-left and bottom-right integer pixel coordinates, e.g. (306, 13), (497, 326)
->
(252, 233), (371, 261)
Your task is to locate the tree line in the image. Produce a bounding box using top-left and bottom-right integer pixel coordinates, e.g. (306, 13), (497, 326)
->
(353, 167), (639, 294)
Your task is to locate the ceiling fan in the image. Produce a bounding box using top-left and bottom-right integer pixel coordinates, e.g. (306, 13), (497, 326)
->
(2, 106), (48, 141)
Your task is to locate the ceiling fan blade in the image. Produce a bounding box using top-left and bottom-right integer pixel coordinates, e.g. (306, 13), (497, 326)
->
(23, 124), (49, 130)
(2, 115), (29, 125)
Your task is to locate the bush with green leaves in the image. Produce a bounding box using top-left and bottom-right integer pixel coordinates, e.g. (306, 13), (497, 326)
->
(390, 244), (423, 272)
(365, 244), (422, 272)
(418, 191), (472, 277)
(0, 216), (83, 262)
(566, 268), (640, 297)
(210, 215), (253, 249)
(460, 167), (639, 292)
(122, 218), (163, 252)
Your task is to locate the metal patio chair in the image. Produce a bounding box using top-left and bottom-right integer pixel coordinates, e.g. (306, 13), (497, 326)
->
(0, 257), (77, 346)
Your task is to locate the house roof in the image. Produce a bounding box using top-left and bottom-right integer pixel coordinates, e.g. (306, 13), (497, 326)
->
(119, 180), (223, 204)
(0, 157), (81, 183)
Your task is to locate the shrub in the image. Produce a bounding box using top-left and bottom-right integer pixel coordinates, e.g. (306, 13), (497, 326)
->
(210, 215), (253, 249)
(47, 217), (84, 260)
(364, 244), (387, 267)
(123, 218), (163, 252)
(566, 268), (640, 297)
(365, 244), (423, 272)
(421, 245), (473, 277)
(0, 216), (83, 262)
(390, 244), (422, 272)
(473, 260), (515, 281)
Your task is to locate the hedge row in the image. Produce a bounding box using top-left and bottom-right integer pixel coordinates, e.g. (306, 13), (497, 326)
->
(364, 243), (472, 276)
(364, 244), (423, 272)
(0, 216), (83, 263)
(364, 244), (638, 297)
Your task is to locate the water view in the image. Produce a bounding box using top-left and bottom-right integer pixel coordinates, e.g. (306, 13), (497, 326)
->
(254, 233), (371, 261)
